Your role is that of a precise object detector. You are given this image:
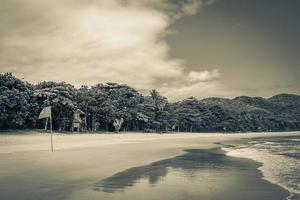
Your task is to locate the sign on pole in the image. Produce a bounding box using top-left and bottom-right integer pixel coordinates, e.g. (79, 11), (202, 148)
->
(38, 106), (51, 119)
(38, 106), (54, 152)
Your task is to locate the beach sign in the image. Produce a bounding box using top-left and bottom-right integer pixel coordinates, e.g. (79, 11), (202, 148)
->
(38, 106), (54, 152)
(38, 106), (51, 119)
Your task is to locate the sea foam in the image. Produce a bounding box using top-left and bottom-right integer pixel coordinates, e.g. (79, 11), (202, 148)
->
(222, 138), (300, 200)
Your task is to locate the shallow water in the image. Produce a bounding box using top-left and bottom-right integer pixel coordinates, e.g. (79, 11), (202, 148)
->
(223, 136), (300, 200)
(68, 149), (288, 200)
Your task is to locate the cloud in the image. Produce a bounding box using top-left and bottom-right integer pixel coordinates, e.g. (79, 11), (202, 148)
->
(187, 69), (220, 82)
(159, 80), (240, 101)
(0, 0), (222, 100)
(181, 0), (203, 15)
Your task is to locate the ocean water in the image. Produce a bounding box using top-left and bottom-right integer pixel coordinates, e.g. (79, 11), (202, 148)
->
(223, 137), (300, 200)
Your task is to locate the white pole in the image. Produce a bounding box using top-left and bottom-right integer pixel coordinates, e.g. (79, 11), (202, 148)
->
(50, 108), (53, 152)
(44, 117), (48, 131)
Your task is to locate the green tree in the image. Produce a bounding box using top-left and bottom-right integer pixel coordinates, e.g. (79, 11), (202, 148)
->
(0, 73), (33, 129)
(34, 81), (77, 131)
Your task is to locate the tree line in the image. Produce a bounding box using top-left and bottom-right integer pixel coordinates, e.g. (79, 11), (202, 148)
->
(1, 72), (299, 133)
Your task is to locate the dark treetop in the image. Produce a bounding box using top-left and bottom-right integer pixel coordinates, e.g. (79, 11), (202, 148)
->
(0, 73), (299, 133)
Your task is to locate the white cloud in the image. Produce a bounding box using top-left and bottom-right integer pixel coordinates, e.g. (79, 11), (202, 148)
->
(182, 0), (203, 15)
(159, 80), (240, 101)
(187, 69), (220, 82)
(0, 0), (224, 100)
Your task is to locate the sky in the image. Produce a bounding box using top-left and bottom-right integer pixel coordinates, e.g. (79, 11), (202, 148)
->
(0, 0), (299, 101)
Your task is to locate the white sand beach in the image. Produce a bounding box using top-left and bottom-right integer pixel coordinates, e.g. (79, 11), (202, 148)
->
(0, 131), (300, 200)
(1, 131), (300, 154)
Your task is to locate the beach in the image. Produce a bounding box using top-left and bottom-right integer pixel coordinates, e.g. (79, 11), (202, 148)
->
(0, 131), (300, 200)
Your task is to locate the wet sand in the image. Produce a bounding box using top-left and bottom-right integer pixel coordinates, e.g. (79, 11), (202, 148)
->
(0, 131), (300, 200)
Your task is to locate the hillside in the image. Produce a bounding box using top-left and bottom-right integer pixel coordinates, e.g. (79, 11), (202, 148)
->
(192, 94), (300, 132)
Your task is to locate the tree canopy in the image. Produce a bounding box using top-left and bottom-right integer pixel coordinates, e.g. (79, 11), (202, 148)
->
(1, 73), (299, 133)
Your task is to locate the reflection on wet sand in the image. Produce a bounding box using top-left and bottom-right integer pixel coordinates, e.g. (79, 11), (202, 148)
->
(94, 148), (250, 193)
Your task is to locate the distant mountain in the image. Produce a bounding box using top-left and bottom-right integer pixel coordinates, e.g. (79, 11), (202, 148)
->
(269, 93), (300, 106)
(202, 97), (266, 113)
(194, 94), (300, 132)
(268, 94), (300, 122)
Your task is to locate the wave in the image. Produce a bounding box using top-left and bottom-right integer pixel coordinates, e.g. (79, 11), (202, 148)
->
(222, 139), (300, 200)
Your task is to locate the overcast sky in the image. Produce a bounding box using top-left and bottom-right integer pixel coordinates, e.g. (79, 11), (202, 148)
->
(1, 0), (299, 101)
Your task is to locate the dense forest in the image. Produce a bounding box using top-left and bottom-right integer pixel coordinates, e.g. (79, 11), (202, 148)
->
(1, 72), (300, 133)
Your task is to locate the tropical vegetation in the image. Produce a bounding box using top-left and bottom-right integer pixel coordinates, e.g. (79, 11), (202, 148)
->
(1, 73), (299, 133)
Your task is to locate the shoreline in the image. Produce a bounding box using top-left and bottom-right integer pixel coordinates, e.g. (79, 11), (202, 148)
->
(0, 132), (299, 200)
(221, 136), (300, 200)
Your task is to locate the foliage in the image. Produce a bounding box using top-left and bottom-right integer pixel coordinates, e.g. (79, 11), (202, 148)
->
(33, 81), (77, 131)
(0, 73), (32, 128)
(0, 73), (300, 132)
